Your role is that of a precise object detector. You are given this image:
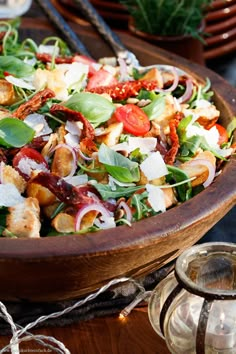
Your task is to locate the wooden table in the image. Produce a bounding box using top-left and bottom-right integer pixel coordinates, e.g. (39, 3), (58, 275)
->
(0, 307), (171, 353)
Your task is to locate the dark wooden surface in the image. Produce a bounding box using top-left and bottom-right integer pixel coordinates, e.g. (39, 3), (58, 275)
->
(0, 307), (171, 353)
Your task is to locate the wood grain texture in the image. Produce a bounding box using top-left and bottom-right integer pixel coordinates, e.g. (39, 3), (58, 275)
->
(0, 307), (171, 354)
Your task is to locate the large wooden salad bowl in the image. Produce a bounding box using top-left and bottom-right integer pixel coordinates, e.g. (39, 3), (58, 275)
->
(0, 18), (235, 302)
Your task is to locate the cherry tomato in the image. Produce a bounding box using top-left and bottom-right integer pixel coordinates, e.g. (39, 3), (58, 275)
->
(86, 68), (118, 90)
(13, 147), (48, 179)
(214, 123), (228, 145)
(73, 55), (97, 77)
(112, 104), (150, 136)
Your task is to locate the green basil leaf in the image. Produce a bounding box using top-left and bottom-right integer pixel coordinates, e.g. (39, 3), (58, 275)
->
(0, 56), (35, 78)
(142, 94), (165, 120)
(167, 165), (192, 202)
(98, 143), (140, 183)
(65, 92), (115, 127)
(0, 118), (35, 147)
(94, 184), (144, 200)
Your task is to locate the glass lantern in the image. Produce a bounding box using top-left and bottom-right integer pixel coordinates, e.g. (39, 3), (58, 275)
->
(148, 242), (236, 354)
(0, 0), (32, 18)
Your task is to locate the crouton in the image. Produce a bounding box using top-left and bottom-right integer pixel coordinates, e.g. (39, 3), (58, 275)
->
(95, 122), (123, 147)
(4, 197), (41, 238)
(27, 171), (57, 206)
(1, 164), (27, 193)
(179, 151), (216, 187)
(140, 68), (163, 89)
(0, 79), (15, 105)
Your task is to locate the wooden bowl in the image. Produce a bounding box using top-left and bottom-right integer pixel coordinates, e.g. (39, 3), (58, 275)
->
(0, 18), (235, 302)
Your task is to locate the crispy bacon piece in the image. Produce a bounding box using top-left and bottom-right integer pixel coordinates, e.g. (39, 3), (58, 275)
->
(164, 112), (183, 165)
(50, 104), (95, 140)
(13, 88), (55, 120)
(86, 80), (157, 101)
(36, 53), (74, 64)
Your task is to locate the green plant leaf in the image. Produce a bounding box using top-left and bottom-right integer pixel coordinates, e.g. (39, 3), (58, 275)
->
(98, 143), (140, 183)
(0, 118), (35, 147)
(94, 183), (144, 200)
(142, 94), (165, 120)
(167, 165), (192, 202)
(0, 56), (35, 77)
(65, 92), (115, 127)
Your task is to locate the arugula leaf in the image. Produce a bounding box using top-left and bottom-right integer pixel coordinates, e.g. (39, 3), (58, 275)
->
(65, 92), (115, 127)
(142, 93), (165, 120)
(0, 56), (35, 77)
(98, 143), (140, 183)
(94, 183), (144, 200)
(167, 165), (192, 202)
(0, 118), (35, 147)
(227, 117), (236, 137)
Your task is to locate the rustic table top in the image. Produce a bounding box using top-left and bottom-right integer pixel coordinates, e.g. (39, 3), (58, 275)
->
(0, 307), (171, 353)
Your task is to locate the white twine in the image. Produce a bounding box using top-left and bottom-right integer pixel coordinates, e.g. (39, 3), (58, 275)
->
(0, 277), (146, 353)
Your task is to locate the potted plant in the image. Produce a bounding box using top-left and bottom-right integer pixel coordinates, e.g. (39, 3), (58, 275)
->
(119, 0), (214, 65)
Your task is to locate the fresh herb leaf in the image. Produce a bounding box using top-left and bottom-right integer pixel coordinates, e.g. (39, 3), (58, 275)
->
(0, 118), (35, 147)
(167, 165), (192, 202)
(65, 92), (115, 127)
(94, 183), (144, 200)
(98, 143), (140, 183)
(0, 56), (35, 77)
(142, 93), (165, 120)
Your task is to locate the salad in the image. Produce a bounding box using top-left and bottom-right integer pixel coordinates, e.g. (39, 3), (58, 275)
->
(0, 20), (235, 238)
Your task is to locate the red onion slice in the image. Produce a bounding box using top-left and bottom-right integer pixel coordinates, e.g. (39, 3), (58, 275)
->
(77, 148), (94, 161)
(177, 79), (193, 104)
(187, 158), (216, 188)
(75, 203), (112, 231)
(51, 143), (77, 179)
(117, 200), (132, 223)
(155, 66), (179, 93)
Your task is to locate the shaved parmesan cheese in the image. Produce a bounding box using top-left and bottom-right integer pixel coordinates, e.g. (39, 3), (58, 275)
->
(17, 158), (49, 177)
(128, 137), (157, 154)
(5, 75), (35, 90)
(24, 113), (52, 137)
(186, 124), (219, 148)
(65, 120), (83, 135)
(111, 137), (157, 155)
(38, 45), (59, 56)
(64, 62), (88, 89)
(65, 174), (88, 186)
(64, 133), (79, 147)
(0, 183), (24, 207)
(140, 151), (168, 181)
(146, 184), (166, 213)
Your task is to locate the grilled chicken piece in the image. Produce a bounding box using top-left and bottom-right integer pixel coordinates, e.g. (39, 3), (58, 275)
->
(4, 197), (41, 238)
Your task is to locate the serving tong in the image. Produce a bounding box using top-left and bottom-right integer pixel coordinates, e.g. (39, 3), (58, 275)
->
(36, 0), (142, 68)
(35, 0), (185, 76)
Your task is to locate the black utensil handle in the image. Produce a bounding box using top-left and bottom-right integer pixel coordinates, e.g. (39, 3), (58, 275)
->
(73, 0), (126, 55)
(36, 0), (92, 57)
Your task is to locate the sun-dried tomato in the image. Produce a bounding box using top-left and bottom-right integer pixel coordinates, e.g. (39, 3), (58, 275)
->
(13, 88), (55, 120)
(86, 80), (157, 101)
(164, 112), (183, 165)
(50, 104), (95, 141)
(36, 53), (74, 64)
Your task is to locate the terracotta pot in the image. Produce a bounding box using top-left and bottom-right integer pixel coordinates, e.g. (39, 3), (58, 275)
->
(128, 17), (205, 66)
